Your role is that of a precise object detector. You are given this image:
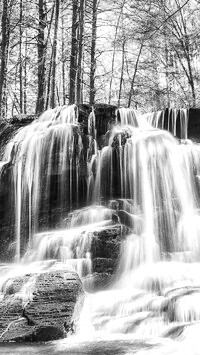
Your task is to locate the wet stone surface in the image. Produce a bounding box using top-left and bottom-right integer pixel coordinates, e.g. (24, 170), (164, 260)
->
(0, 262), (84, 342)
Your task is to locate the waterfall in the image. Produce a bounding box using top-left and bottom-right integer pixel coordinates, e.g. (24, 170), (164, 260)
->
(1, 105), (83, 260)
(142, 108), (189, 139)
(1, 105), (199, 264)
(1, 105), (200, 349)
(22, 205), (115, 277)
(90, 110), (200, 270)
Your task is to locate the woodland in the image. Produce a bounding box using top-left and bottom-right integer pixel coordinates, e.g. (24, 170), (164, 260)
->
(0, 0), (200, 120)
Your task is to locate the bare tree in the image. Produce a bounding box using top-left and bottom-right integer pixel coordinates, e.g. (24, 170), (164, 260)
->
(0, 0), (13, 119)
(36, 0), (47, 113)
(108, 0), (126, 104)
(69, 0), (78, 104)
(76, 0), (85, 104)
(50, 0), (60, 108)
(89, 0), (97, 105)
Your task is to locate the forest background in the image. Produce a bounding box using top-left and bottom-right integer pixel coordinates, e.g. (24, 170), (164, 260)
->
(0, 0), (200, 120)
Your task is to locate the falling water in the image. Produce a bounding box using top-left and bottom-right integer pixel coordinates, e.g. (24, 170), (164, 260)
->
(1, 105), (200, 353)
(143, 108), (189, 139)
(2, 105), (83, 260)
(101, 127), (200, 266)
(23, 205), (115, 278)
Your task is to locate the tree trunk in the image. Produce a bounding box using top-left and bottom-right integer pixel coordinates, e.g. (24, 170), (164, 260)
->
(19, 0), (23, 113)
(44, 4), (55, 110)
(89, 0), (97, 105)
(0, 0), (11, 120)
(69, 0), (78, 105)
(36, 0), (46, 113)
(76, 0), (85, 104)
(50, 0), (60, 108)
(108, 0), (125, 105)
(128, 41), (144, 108)
(118, 37), (125, 107)
(161, 0), (171, 107)
(61, 0), (66, 105)
(175, 0), (196, 106)
(24, 29), (28, 114)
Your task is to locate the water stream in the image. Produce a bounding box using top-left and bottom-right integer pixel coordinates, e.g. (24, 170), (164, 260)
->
(1, 106), (200, 353)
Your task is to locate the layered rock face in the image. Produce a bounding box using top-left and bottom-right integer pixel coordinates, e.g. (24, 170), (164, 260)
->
(0, 262), (84, 342)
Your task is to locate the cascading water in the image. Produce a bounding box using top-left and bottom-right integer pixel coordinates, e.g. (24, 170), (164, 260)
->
(2, 105), (83, 260)
(96, 126), (200, 266)
(1, 105), (200, 353)
(143, 108), (189, 139)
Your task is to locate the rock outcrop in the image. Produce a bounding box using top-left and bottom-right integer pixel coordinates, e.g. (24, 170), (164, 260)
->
(82, 224), (129, 291)
(0, 261), (84, 342)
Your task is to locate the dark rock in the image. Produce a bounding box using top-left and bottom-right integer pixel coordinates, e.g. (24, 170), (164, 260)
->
(152, 108), (200, 141)
(188, 108), (200, 142)
(0, 262), (84, 342)
(94, 104), (117, 139)
(81, 224), (130, 291)
(91, 225), (128, 261)
(10, 114), (38, 124)
(92, 257), (116, 274)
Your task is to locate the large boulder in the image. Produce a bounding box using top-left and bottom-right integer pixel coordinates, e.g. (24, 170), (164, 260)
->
(0, 261), (84, 342)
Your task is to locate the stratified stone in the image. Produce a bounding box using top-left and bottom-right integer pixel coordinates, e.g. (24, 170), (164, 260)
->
(82, 224), (130, 291)
(0, 262), (84, 342)
(91, 225), (128, 261)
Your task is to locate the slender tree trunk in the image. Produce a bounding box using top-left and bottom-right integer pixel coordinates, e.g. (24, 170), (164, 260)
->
(128, 41), (144, 108)
(56, 85), (60, 105)
(89, 0), (97, 105)
(161, 0), (171, 107)
(36, 0), (46, 113)
(176, 0), (196, 106)
(171, 0), (196, 106)
(0, 0), (11, 120)
(108, 0), (126, 104)
(165, 46), (171, 107)
(118, 37), (125, 107)
(50, 0), (60, 108)
(45, 51), (53, 110)
(61, 0), (66, 105)
(44, 4), (55, 109)
(24, 29), (28, 114)
(11, 88), (20, 115)
(19, 0), (23, 113)
(69, 0), (78, 105)
(76, 0), (85, 104)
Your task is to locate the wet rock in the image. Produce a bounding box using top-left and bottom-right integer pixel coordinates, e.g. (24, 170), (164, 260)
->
(187, 108), (200, 142)
(161, 323), (186, 339)
(10, 114), (38, 124)
(0, 262), (84, 342)
(161, 288), (200, 323)
(83, 224), (129, 291)
(92, 257), (116, 274)
(118, 210), (143, 233)
(151, 108), (200, 141)
(93, 104), (117, 138)
(91, 225), (128, 261)
(83, 272), (113, 292)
